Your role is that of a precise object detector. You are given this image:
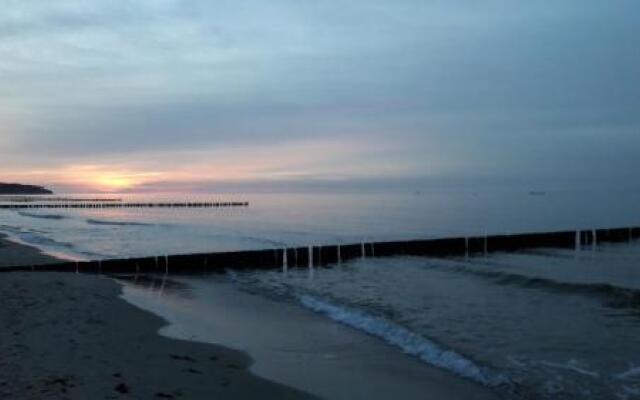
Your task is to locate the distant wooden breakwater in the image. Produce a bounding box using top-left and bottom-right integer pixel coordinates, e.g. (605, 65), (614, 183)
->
(0, 197), (123, 203)
(2, 226), (639, 275)
(0, 201), (249, 209)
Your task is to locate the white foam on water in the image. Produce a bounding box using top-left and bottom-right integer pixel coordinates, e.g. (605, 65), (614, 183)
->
(0, 224), (89, 261)
(538, 359), (600, 378)
(282, 248), (288, 272)
(299, 295), (511, 388)
(617, 366), (640, 381)
(465, 236), (469, 259)
(575, 230), (581, 251)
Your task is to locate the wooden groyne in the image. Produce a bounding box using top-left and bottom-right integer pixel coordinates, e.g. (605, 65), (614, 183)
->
(0, 197), (123, 203)
(0, 201), (249, 209)
(3, 226), (639, 275)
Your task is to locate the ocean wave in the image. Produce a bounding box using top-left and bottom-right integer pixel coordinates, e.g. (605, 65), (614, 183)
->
(299, 295), (511, 388)
(0, 226), (74, 249)
(537, 359), (600, 378)
(0, 225), (99, 260)
(442, 264), (640, 309)
(86, 218), (154, 227)
(202, 228), (289, 248)
(617, 366), (640, 381)
(18, 211), (67, 220)
(236, 235), (288, 247)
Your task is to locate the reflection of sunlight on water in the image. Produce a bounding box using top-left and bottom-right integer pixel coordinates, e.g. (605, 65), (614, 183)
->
(3, 191), (640, 260)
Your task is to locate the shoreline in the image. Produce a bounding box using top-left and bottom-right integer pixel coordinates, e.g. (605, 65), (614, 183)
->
(0, 232), (65, 267)
(122, 276), (504, 400)
(0, 230), (88, 264)
(0, 237), (315, 399)
(0, 235), (503, 399)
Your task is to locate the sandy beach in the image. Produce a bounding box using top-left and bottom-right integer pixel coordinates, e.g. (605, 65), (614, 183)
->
(0, 234), (504, 399)
(123, 276), (504, 400)
(2, 1), (638, 398)
(0, 236), (315, 399)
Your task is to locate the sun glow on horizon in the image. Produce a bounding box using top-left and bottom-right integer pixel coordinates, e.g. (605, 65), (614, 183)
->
(1, 138), (428, 193)
(48, 165), (166, 192)
(93, 174), (137, 191)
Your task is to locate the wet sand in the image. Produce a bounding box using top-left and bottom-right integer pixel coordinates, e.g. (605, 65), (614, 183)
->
(123, 277), (504, 400)
(1, 235), (503, 399)
(0, 236), (315, 399)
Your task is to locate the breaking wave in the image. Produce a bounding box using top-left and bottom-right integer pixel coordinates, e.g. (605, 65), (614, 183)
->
(299, 295), (512, 388)
(18, 211), (67, 220)
(441, 264), (640, 309)
(617, 366), (640, 381)
(0, 225), (74, 249)
(86, 218), (154, 227)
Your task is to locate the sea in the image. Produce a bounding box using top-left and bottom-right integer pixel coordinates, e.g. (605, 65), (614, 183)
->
(1, 189), (640, 399)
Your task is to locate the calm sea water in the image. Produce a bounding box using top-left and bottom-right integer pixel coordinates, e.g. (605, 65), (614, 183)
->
(1, 190), (639, 260)
(2, 190), (640, 399)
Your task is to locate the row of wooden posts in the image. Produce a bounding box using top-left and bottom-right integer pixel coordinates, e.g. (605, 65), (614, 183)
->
(0, 202), (249, 209)
(2, 226), (639, 275)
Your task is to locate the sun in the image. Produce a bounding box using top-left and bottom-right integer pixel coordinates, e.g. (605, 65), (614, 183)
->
(52, 164), (163, 192)
(94, 174), (137, 191)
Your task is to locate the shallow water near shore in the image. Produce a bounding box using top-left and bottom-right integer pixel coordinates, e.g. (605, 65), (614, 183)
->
(121, 275), (501, 400)
(2, 190), (640, 399)
(120, 243), (640, 400)
(239, 247), (640, 399)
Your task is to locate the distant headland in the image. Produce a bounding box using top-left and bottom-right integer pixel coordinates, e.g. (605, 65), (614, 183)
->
(0, 183), (53, 195)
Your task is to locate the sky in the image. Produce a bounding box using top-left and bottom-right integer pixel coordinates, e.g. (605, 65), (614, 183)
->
(1, 0), (639, 193)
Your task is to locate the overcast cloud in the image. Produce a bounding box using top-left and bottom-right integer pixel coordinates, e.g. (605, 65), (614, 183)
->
(1, 0), (638, 192)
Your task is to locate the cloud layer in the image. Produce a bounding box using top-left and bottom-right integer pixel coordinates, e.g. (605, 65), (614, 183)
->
(1, 1), (639, 192)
